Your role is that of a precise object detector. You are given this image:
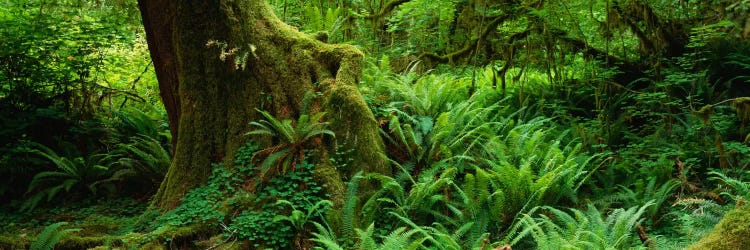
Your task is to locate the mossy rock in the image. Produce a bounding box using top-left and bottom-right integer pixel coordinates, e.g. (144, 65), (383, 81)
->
(688, 204), (750, 250)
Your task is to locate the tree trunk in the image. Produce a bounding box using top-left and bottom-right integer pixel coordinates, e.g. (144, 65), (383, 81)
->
(138, 0), (388, 209)
(137, 0), (180, 148)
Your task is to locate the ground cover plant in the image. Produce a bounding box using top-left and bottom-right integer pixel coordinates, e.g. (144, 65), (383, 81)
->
(1, 0), (750, 249)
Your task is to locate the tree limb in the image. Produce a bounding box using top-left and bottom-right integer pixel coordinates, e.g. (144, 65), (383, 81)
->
(365, 0), (412, 20)
(419, 13), (511, 64)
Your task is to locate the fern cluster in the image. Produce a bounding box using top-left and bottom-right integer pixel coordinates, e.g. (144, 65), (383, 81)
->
(511, 202), (653, 250)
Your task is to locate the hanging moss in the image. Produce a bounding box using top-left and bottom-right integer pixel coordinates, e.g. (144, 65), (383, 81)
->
(693, 104), (714, 125)
(732, 97), (750, 123)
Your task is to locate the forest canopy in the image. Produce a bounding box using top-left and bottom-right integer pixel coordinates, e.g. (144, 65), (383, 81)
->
(1, 0), (750, 249)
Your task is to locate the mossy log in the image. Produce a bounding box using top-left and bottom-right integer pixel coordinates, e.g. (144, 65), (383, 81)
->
(138, 0), (387, 209)
(688, 203), (750, 250)
(0, 224), (213, 250)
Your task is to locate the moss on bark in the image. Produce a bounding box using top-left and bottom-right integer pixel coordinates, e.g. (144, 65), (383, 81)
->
(688, 204), (750, 250)
(325, 84), (387, 177)
(141, 0), (388, 209)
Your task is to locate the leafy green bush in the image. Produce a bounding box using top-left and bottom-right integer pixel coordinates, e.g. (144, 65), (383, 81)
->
(0, 0), (159, 203)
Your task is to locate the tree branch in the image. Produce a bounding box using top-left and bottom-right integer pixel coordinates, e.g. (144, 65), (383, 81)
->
(419, 13), (511, 64)
(365, 0), (412, 20)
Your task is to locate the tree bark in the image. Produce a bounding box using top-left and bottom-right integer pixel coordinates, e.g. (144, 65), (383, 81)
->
(137, 0), (180, 148)
(138, 0), (388, 209)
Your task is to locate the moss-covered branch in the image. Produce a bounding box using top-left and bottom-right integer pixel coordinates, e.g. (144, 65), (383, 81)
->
(365, 0), (412, 20)
(419, 13), (510, 64)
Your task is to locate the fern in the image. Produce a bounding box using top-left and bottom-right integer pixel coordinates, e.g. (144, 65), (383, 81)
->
(301, 3), (344, 40)
(30, 222), (81, 250)
(454, 168), (505, 245)
(108, 108), (163, 141)
(390, 212), (482, 250)
(97, 135), (171, 188)
(311, 221), (345, 250)
(709, 170), (750, 202)
(484, 124), (595, 224)
(311, 221), (424, 250)
(671, 198), (728, 244)
(512, 202), (653, 250)
(364, 224), (423, 250)
(341, 172), (362, 248)
(273, 199), (333, 231)
(22, 144), (108, 211)
(608, 177), (679, 225)
(246, 109), (334, 180)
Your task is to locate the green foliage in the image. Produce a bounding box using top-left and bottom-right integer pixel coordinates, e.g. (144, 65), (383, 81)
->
(484, 122), (596, 220)
(391, 213), (490, 250)
(227, 160), (329, 249)
(30, 222), (81, 250)
(152, 141), (328, 249)
(107, 108), (168, 143)
(247, 109), (334, 180)
(13, 105), (171, 211)
(311, 221), (426, 250)
(710, 170), (750, 202)
(23, 144), (109, 212)
(274, 199), (333, 231)
(0, 0), (136, 112)
(382, 0), (456, 55)
(610, 178), (680, 226)
(375, 72), (472, 169)
(301, 4), (345, 42)
(341, 172), (363, 247)
(3, 0), (750, 249)
(0, 0), (160, 205)
(231, 209), (294, 248)
(99, 135), (171, 189)
(456, 168), (505, 244)
(157, 143), (260, 229)
(667, 198), (728, 247)
(159, 173), (226, 227)
(362, 168), (458, 227)
(512, 202), (654, 250)
(355, 223), (425, 250)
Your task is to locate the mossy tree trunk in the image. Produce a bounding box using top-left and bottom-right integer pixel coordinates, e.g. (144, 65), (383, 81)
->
(138, 0), (387, 209)
(688, 204), (750, 249)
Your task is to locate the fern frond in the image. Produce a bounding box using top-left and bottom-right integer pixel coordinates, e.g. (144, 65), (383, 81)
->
(30, 222), (81, 250)
(342, 172), (362, 246)
(311, 221), (345, 250)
